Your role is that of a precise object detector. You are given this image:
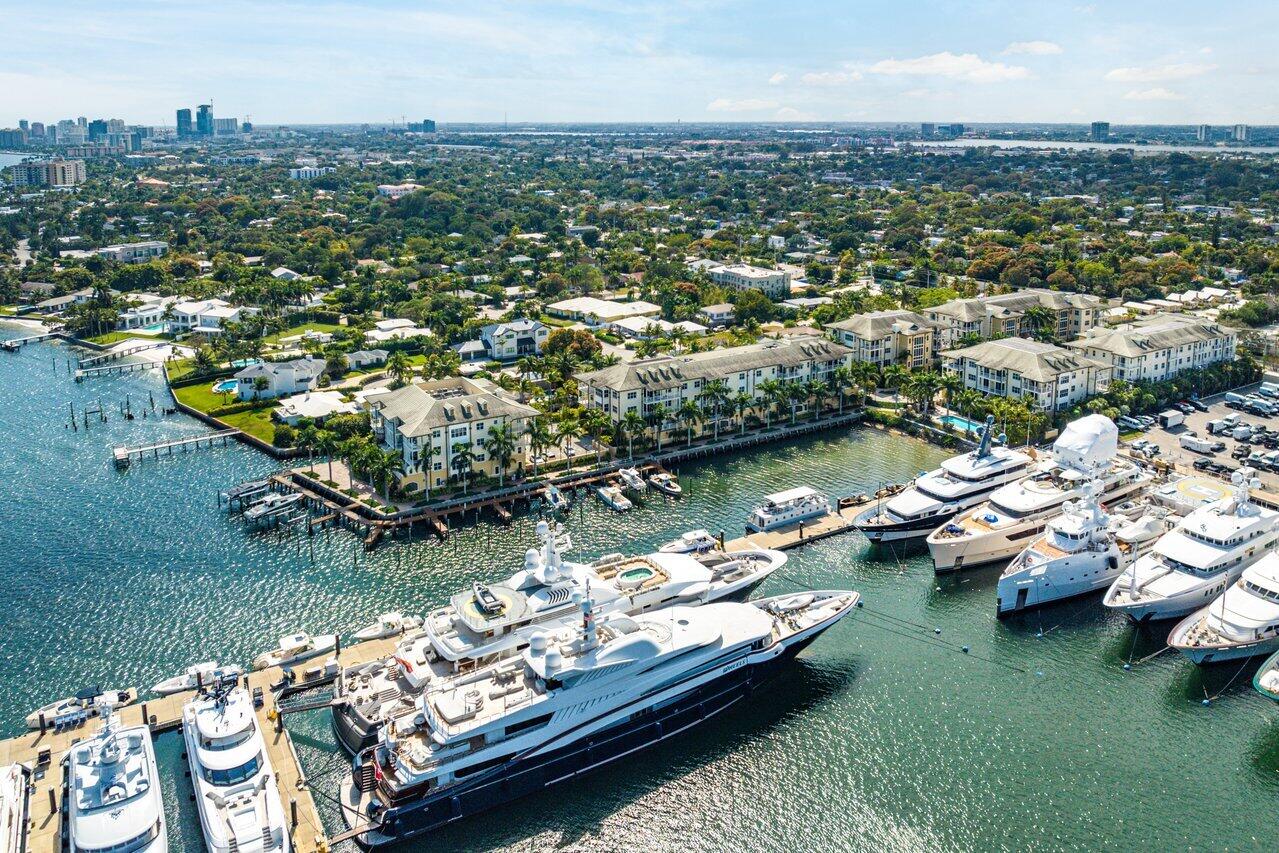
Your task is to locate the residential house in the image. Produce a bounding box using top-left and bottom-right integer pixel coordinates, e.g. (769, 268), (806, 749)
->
(274, 390), (359, 425)
(365, 317), (432, 344)
(826, 309), (939, 369)
(344, 349), (389, 369)
(234, 356), (326, 400)
(546, 297), (661, 325)
(1065, 314), (1237, 383)
(708, 263), (791, 299)
(609, 317), (708, 340)
(480, 319), (549, 360)
(941, 338), (1111, 412)
(117, 293), (177, 329)
(96, 241), (168, 264)
(698, 304), (735, 328)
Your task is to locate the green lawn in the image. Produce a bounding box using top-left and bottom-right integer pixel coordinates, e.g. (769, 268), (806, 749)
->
(81, 331), (159, 346)
(263, 321), (343, 345)
(172, 382), (279, 444)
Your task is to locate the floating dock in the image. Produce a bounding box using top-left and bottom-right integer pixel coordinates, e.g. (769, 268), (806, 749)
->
(724, 492), (888, 552)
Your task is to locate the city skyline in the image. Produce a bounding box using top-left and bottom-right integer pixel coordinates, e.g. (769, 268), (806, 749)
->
(7, 0), (1279, 125)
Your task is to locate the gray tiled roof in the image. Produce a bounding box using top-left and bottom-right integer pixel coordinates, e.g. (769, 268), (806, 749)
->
(942, 337), (1106, 382)
(1065, 314), (1233, 357)
(827, 309), (937, 338)
(371, 377), (538, 438)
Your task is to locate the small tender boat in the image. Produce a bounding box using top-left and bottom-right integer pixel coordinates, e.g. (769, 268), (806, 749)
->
(660, 529), (718, 554)
(596, 484), (633, 512)
(25, 687), (137, 730)
(617, 467), (647, 492)
(1254, 648), (1279, 703)
(647, 471), (683, 496)
(352, 612), (424, 643)
(151, 662), (243, 697)
(544, 483), (571, 513)
(252, 631), (338, 671)
(244, 491), (303, 521)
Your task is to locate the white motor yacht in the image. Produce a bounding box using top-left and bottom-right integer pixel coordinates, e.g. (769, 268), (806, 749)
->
(595, 484), (632, 511)
(352, 613), (424, 643)
(659, 529), (719, 554)
(647, 471), (683, 496)
(152, 662), (244, 697)
(544, 483), (571, 513)
(339, 589), (859, 847)
(996, 482), (1172, 617)
(66, 701), (168, 853)
(183, 685), (290, 853)
(252, 631), (338, 671)
(927, 415), (1151, 573)
(330, 521), (786, 753)
(1103, 468), (1279, 622)
(746, 486), (831, 532)
(856, 415), (1032, 543)
(0, 764), (29, 853)
(26, 687), (137, 731)
(1168, 552), (1279, 665)
(243, 492), (303, 522)
(617, 467), (647, 491)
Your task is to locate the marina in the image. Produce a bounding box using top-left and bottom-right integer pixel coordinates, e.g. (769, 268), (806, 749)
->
(3, 333), (1279, 851)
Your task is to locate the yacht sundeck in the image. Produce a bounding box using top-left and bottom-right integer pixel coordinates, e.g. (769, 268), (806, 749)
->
(1103, 469), (1279, 622)
(659, 529), (718, 554)
(996, 482), (1171, 617)
(183, 684), (290, 853)
(65, 700), (168, 853)
(252, 631), (338, 671)
(927, 415), (1150, 573)
(330, 522), (785, 753)
(856, 415), (1031, 543)
(746, 486), (830, 532)
(338, 590), (859, 847)
(152, 662), (244, 697)
(1168, 552), (1279, 665)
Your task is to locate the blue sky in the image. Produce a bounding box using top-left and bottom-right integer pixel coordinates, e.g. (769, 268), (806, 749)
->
(8, 0), (1278, 125)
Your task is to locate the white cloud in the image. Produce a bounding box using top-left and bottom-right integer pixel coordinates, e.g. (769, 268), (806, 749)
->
(1002, 40), (1062, 56)
(775, 106), (815, 121)
(768, 72), (787, 85)
(1105, 62), (1216, 82)
(868, 52), (1030, 83)
(1123, 87), (1184, 101)
(706, 97), (778, 112)
(800, 70), (863, 86)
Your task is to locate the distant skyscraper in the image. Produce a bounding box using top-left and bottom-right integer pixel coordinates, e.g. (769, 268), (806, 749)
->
(18, 120), (28, 132)
(1090, 121), (1110, 142)
(240, 121), (253, 133)
(1233, 124), (1250, 142)
(176, 108), (192, 138)
(196, 104), (214, 136)
(76, 116), (87, 128)
(920, 122), (935, 139)
(212, 117), (238, 135)
(422, 118), (436, 133)
(87, 119), (108, 141)
(1197, 124), (1212, 143)
(29, 122), (44, 139)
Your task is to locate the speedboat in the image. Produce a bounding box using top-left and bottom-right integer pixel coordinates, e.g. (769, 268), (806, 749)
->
(617, 467), (647, 492)
(596, 484), (632, 511)
(0, 764), (30, 853)
(183, 685), (290, 852)
(927, 415), (1151, 573)
(152, 662), (244, 697)
(544, 483), (570, 513)
(244, 492), (303, 521)
(1103, 468), (1279, 622)
(996, 482), (1171, 617)
(1169, 552), (1279, 665)
(660, 529), (718, 554)
(746, 486), (830, 532)
(26, 687), (137, 730)
(252, 631), (338, 671)
(352, 612), (424, 643)
(856, 415), (1031, 543)
(65, 699), (168, 853)
(648, 471), (683, 496)
(339, 589), (859, 847)
(330, 522), (786, 754)
(1254, 648), (1279, 703)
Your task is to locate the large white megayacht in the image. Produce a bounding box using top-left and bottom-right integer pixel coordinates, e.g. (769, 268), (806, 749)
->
(331, 521), (786, 753)
(746, 486), (831, 532)
(1103, 468), (1279, 622)
(926, 415), (1151, 573)
(996, 481), (1172, 617)
(65, 700), (168, 853)
(0, 763), (29, 853)
(855, 415), (1032, 543)
(1168, 551), (1279, 665)
(183, 683), (291, 853)
(338, 589), (860, 847)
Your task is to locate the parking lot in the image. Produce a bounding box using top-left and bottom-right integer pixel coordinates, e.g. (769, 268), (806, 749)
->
(1123, 380), (1279, 494)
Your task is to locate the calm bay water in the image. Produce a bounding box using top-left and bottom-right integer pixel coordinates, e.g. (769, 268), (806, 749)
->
(0, 328), (1275, 851)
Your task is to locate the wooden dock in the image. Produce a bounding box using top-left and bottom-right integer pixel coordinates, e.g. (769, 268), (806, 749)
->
(77, 342), (166, 369)
(76, 360), (164, 381)
(1, 633), (406, 853)
(1, 329), (61, 351)
(113, 429), (241, 468)
(723, 497), (877, 553)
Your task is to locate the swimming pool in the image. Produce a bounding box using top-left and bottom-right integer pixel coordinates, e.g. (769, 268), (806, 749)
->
(212, 379), (239, 394)
(939, 414), (985, 434)
(142, 322), (167, 333)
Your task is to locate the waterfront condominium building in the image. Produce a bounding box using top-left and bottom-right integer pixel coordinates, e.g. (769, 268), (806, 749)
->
(366, 377), (539, 495)
(9, 158), (86, 188)
(825, 309), (939, 369)
(941, 338), (1111, 412)
(708, 263), (792, 299)
(1064, 313), (1237, 383)
(923, 288), (1102, 348)
(576, 335), (855, 439)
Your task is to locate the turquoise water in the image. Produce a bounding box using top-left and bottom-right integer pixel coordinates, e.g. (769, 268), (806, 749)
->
(1, 329), (1276, 851)
(212, 378), (239, 393)
(939, 414), (984, 433)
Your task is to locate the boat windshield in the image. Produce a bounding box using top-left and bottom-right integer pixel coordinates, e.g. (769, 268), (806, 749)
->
(201, 751), (263, 786)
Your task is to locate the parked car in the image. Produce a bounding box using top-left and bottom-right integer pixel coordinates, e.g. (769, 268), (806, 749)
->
(1117, 416), (1142, 430)
(1174, 402), (1195, 415)
(1136, 415), (1156, 428)
(1193, 458), (1214, 471)
(1185, 399), (1210, 412)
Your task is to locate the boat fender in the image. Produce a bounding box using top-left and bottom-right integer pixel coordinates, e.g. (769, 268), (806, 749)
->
(1107, 555), (1119, 570)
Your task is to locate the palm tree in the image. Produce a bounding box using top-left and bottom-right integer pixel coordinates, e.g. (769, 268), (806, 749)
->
(418, 439), (437, 500)
(315, 430), (338, 483)
(882, 364), (908, 398)
(731, 391), (754, 435)
(677, 400), (702, 447)
(849, 361), (879, 404)
(832, 365), (853, 413)
(387, 350), (413, 387)
(757, 379), (784, 428)
(579, 408), (611, 467)
(482, 424), (517, 489)
(450, 442), (476, 494)
(556, 417), (584, 474)
(938, 371), (963, 418)
(296, 424), (318, 471)
(904, 371), (942, 416)
(525, 418), (552, 476)
(806, 378), (829, 420)
(647, 403), (671, 452)
(786, 382), (807, 425)
(697, 379), (731, 441)
(620, 410), (647, 459)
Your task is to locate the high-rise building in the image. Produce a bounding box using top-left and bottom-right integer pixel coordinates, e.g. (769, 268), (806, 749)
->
(9, 158), (86, 188)
(240, 121), (253, 133)
(176, 108), (192, 138)
(18, 120), (28, 132)
(0, 129), (28, 148)
(1090, 121), (1110, 142)
(87, 119), (108, 141)
(76, 116), (87, 128)
(29, 122), (44, 139)
(920, 122), (935, 139)
(213, 117), (238, 135)
(1233, 124), (1250, 142)
(1197, 124), (1212, 143)
(423, 118), (436, 133)
(196, 104), (214, 136)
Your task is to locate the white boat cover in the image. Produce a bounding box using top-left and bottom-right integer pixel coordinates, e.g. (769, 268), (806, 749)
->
(1052, 415), (1118, 472)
